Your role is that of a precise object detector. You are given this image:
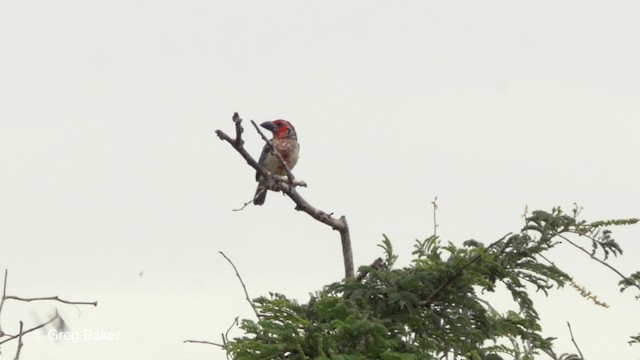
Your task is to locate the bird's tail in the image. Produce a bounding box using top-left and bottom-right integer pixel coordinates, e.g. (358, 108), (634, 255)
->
(254, 185), (266, 205)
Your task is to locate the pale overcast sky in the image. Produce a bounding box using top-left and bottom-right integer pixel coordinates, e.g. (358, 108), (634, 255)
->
(1, 1), (639, 359)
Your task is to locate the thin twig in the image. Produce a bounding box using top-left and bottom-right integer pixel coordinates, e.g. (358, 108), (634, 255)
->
(222, 316), (239, 360)
(224, 316), (239, 344)
(0, 311), (61, 345)
(232, 198), (254, 212)
(183, 317), (235, 349)
(431, 197), (438, 237)
(232, 112), (243, 146)
(13, 321), (24, 360)
(218, 251), (260, 318)
(567, 321), (585, 359)
(183, 339), (224, 347)
(3, 295), (97, 307)
(0, 269), (8, 335)
(559, 233), (640, 293)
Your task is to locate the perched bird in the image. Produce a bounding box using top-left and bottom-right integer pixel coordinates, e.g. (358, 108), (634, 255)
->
(254, 120), (300, 205)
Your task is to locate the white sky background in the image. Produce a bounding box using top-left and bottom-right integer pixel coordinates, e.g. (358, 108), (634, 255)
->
(0, 1), (639, 359)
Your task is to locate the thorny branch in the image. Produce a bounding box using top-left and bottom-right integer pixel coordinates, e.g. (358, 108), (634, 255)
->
(216, 112), (355, 280)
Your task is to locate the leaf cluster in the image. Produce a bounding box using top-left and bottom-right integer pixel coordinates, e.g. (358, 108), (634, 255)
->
(223, 209), (639, 359)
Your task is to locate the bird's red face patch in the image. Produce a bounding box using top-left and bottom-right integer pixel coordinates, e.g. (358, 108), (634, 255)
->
(271, 120), (294, 140)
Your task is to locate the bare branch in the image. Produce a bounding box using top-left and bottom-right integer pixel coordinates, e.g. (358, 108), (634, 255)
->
(0, 269), (8, 336)
(284, 188), (353, 279)
(232, 112), (243, 145)
(13, 321), (24, 360)
(216, 113), (355, 279)
(3, 295), (97, 307)
(221, 315), (239, 357)
(232, 198), (254, 212)
(183, 339), (224, 348)
(431, 196), (438, 237)
(559, 233), (640, 293)
(0, 311), (60, 345)
(2, 269), (6, 295)
(567, 321), (585, 359)
(340, 216), (354, 280)
(183, 316), (235, 349)
(218, 251), (260, 318)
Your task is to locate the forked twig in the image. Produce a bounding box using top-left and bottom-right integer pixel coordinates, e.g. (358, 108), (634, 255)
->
(567, 321), (585, 359)
(218, 251), (260, 318)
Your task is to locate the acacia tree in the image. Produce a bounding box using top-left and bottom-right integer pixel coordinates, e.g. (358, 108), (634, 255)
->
(220, 209), (639, 360)
(191, 113), (640, 359)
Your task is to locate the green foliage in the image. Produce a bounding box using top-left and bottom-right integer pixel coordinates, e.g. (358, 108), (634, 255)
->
(222, 209), (639, 359)
(557, 355), (582, 360)
(619, 271), (640, 299)
(379, 234), (398, 268)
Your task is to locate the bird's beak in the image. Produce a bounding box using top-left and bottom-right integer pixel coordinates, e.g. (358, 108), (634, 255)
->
(260, 121), (276, 132)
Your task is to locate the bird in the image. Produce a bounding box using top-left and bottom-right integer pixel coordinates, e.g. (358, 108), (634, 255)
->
(254, 120), (300, 205)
